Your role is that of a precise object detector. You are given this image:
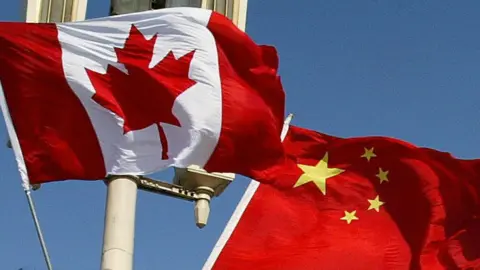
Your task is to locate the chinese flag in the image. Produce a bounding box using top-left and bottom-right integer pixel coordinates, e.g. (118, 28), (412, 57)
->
(207, 126), (480, 270)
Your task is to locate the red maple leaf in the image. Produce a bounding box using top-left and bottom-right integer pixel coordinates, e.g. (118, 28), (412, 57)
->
(86, 24), (196, 160)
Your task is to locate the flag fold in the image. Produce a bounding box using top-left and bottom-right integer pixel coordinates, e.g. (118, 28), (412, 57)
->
(208, 125), (480, 270)
(0, 8), (287, 186)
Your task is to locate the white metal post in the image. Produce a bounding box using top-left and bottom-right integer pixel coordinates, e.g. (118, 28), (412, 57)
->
(100, 176), (138, 270)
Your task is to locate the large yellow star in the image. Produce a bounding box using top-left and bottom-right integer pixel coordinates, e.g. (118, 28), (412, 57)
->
(340, 210), (359, 224)
(376, 167), (389, 184)
(361, 147), (377, 162)
(367, 195), (385, 212)
(294, 152), (345, 195)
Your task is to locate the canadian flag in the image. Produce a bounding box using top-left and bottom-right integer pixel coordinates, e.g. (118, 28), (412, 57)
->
(0, 8), (286, 188)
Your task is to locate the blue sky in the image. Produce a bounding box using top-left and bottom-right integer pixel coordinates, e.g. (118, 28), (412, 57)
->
(0, 0), (479, 269)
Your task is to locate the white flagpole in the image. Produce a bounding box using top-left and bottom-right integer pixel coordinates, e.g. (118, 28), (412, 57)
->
(0, 81), (53, 270)
(25, 187), (54, 270)
(100, 175), (138, 270)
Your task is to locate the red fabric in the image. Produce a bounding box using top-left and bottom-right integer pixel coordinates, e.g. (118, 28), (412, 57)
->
(0, 14), (288, 184)
(212, 126), (480, 270)
(204, 12), (287, 181)
(0, 23), (106, 184)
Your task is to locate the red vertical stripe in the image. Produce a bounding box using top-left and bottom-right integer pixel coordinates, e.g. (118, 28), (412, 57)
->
(0, 23), (106, 184)
(204, 12), (288, 181)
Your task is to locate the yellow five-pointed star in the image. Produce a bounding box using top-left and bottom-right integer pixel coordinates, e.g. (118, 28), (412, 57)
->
(340, 210), (359, 224)
(376, 168), (389, 184)
(294, 152), (345, 195)
(361, 147), (377, 162)
(367, 195), (385, 212)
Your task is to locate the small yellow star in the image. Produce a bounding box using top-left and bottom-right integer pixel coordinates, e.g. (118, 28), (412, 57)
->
(361, 147), (377, 162)
(376, 168), (389, 184)
(367, 195), (385, 212)
(340, 210), (359, 224)
(295, 152), (345, 195)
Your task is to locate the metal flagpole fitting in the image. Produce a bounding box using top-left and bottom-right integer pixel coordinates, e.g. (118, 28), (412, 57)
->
(194, 186), (214, 228)
(100, 175), (139, 270)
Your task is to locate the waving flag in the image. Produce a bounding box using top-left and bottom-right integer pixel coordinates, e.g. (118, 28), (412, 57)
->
(206, 125), (480, 270)
(0, 8), (287, 187)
